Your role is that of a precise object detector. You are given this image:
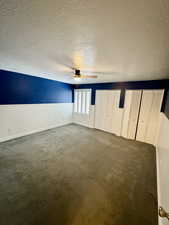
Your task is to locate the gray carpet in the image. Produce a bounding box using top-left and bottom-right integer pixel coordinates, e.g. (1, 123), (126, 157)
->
(0, 124), (158, 225)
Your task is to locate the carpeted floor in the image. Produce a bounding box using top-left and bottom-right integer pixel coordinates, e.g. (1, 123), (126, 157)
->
(0, 124), (158, 225)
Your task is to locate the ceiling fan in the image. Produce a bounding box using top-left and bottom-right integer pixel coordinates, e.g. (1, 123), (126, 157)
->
(73, 69), (98, 79)
(51, 56), (119, 80)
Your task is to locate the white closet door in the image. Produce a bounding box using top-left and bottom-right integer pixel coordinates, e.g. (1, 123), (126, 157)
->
(136, 90), (164, 145)
(95, 90), (121, 134)
(127, 90), (142, 139)
(122, 90), (142, 139)
(122, 91), (132, 138)
(111, 91), (122, 135)
(104, 91), (113, 132)
(104, 90), (121, 133)
(95, 90), (107, 131)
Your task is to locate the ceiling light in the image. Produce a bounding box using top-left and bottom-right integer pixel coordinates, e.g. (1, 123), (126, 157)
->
(74, 77), (81, 81)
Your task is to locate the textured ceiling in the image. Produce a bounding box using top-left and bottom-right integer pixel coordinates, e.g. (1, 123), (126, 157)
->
(0, 0), (169, 84)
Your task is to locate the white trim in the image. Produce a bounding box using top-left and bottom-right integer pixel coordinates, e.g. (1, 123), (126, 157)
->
(74, 89), (91, 92)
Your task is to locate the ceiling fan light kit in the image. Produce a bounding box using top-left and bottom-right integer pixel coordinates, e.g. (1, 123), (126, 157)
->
(73, 69), (98, 79)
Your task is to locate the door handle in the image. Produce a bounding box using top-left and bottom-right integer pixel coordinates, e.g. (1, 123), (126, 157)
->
(159, 206), (169, 220)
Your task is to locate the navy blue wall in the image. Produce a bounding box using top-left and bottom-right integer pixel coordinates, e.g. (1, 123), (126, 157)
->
(74, 79), (169, 111)
(0, 70), (73, 104)
(1, 69), (168, 118)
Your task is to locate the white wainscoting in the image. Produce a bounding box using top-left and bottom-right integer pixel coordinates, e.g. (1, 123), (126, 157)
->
(0, 103), (73, 142)
(73, 105), (95, 128)
(157, 113), (169, 225)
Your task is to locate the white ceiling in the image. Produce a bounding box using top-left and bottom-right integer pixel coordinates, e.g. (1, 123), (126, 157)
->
(0, 0), (169, 84)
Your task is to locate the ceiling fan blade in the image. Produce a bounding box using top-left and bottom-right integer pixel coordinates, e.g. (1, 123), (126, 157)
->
(81, 71), (120, 75)
(80, 75), (98, 78)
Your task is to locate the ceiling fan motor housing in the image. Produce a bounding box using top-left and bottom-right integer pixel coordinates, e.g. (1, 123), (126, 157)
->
(75, 69), (81, 76)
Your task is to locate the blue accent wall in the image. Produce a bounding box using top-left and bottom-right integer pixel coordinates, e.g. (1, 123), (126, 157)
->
(0, 70), (73, 104)
(1, 69), (168, 118)
(74, 79), (169, 111)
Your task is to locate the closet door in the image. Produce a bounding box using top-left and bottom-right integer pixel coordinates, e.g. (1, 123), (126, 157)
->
(110, 90), (122, 135)
(95, 90), (121, 134)
(122, 90), (142, 139)
(95, 90), (107, 131)
(104, 90), (121, 133)
(136, 90), (164, 145)
(103, 91), (114, 133)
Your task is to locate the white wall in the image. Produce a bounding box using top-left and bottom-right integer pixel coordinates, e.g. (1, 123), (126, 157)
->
(0, 103), (73, 142)
(73, 105), (95, 128)
(157, 113), (169, 225)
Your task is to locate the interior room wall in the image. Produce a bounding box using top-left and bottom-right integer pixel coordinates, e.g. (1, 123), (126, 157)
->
(73, 80), (169, 130)
(0, 70), (73, 142)
(157, 90), (169, 225)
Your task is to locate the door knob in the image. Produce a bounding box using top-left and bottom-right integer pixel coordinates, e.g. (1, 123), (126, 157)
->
(159, 206), (169, 220)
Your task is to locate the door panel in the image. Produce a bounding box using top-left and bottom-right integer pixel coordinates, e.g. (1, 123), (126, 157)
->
(127, 90), (142, 139)
(121, 91), (132, 138)
(95, 91), (106, 131)
(95, 90), (121, 134)
(122, 90), (142, 139)
(136, 90), (164, 145)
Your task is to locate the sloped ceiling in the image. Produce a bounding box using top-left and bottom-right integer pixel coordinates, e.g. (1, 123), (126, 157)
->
(0, 0), (169, 84)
